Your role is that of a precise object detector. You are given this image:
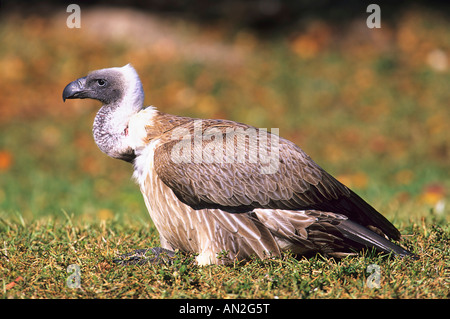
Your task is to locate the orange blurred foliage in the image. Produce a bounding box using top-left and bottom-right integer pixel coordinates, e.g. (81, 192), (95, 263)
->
(79, 155), (104, 176)
(0, 150), (13, 171)
(290, 22), (332, 59)
(336, 172), (369, 190)
(419, 183), (446, 206)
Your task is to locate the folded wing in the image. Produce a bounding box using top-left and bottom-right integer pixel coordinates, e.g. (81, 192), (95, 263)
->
(153, 119), (401, 241)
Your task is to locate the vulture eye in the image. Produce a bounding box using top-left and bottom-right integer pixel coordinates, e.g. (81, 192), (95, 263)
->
(97, 79), (107, 87)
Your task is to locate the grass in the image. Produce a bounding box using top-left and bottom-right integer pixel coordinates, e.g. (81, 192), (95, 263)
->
(0, 212), (448, 299)
(0, 5), (449, 299)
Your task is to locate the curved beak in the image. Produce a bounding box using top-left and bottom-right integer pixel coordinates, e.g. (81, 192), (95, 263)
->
(62, 76), (87, 102)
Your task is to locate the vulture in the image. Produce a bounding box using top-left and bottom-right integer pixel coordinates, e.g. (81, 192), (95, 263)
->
(62, 64), (414, 265)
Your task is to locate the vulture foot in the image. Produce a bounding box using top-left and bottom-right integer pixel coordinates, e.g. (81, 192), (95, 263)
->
(113, 247), (176, 265)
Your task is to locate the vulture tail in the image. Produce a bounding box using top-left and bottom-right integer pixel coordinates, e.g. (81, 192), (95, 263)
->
(337, 219), (416, 258)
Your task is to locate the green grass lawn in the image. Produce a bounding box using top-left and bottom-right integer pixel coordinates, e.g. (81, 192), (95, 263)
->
(0, 5), (449, 299)
(0, 212), (448, 298)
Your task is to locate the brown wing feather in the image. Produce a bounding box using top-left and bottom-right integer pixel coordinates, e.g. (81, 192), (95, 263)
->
(153, 119), (400, 240)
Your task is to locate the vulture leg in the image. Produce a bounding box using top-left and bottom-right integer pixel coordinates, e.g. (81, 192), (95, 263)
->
(113, 247), (177, 265)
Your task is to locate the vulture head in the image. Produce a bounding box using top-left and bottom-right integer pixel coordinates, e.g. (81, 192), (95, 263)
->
(63, 64), (145, 162)
(62, 64), (144, 108)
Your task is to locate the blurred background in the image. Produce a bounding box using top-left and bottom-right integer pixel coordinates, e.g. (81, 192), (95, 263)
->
(0, 0), (448, 226)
